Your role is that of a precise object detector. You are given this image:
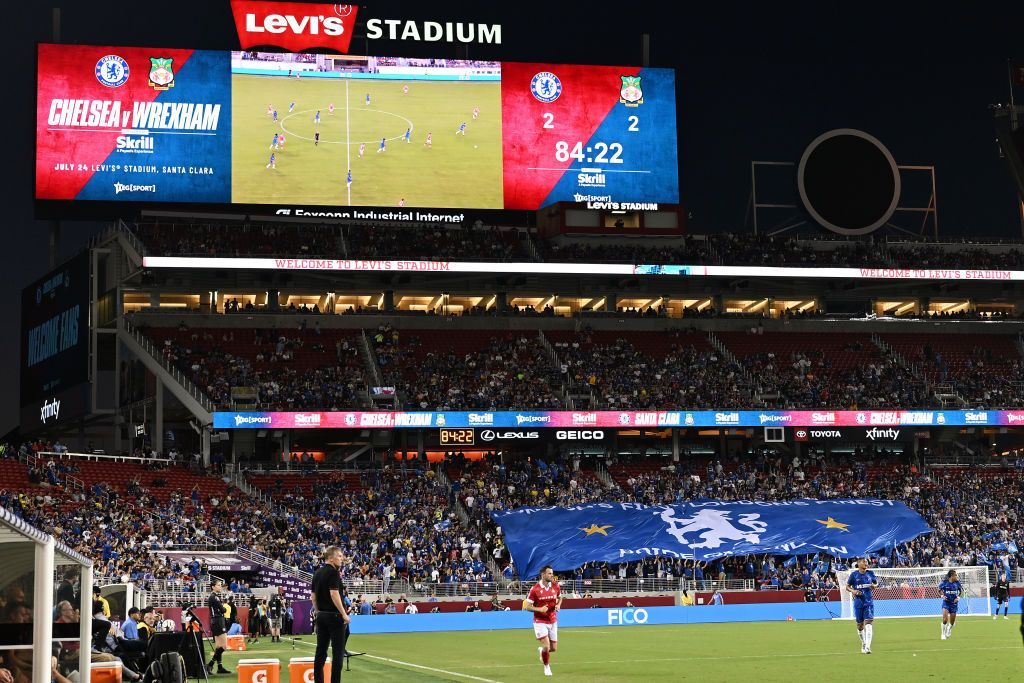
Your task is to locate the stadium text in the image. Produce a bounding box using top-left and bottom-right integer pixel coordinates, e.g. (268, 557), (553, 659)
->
(857, 268), (1012, 280)
(365, 19), (501, 45)
(271, 259), (452, 272)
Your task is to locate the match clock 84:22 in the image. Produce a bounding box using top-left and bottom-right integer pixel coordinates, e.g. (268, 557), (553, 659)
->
(440, 428), (475, 445)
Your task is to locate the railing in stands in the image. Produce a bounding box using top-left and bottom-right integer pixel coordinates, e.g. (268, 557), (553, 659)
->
(236, 546), (314, 583)
(122, 318), (217, 413)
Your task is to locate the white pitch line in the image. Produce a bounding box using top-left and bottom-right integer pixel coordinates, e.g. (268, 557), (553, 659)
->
(345, 79), (351, 207)
(282, 637), (504, 683)
(470, 644), (1023, 669)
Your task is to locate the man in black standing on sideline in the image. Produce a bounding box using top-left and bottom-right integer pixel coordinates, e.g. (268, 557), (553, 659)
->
(312, 547), (351, 683)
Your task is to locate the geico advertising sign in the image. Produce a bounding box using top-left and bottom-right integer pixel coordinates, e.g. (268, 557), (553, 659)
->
(555, 430), (606, 441)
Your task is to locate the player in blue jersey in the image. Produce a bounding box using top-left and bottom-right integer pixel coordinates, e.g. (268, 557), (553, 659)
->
(314, 110), (321, 126)
(272, 109), (278, 123)
(846, 559), (878, 654)
(456, 122), (467, 135)
(403, 128), (411, 143)
(266, 152), (276, 169)
(289, 101), (295, 113)
(365, 93), (371, 107)
(939, 569), (963, 640)
(346, 169), (352, 188)
(270, 133), (279, 150)
(377, 137), (386, 154)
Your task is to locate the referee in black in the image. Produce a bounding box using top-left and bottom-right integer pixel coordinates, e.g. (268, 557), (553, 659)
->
(206, 579), (231, 674)
(312, 546), (351, 683)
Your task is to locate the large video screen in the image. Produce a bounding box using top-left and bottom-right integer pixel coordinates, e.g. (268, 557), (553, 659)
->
(36, 44), (678, 212)
(20, 251), (90, 430)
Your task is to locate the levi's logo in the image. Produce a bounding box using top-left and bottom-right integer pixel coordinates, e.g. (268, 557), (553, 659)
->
(231, 1), (358, 53)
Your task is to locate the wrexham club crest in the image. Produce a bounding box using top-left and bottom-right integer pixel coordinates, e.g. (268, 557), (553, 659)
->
(619, 75), (643, 107)
(148, 57), (175, 91)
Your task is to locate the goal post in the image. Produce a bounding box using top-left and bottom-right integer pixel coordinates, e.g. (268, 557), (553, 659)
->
(836, 566), (991, 620)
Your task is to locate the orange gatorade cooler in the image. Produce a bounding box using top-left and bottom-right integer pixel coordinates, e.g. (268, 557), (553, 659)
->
(236, 658), (280, 683)
(289, 657), (330, 683)
(90, 661), (123, 683)
(226, 634), (247, 651)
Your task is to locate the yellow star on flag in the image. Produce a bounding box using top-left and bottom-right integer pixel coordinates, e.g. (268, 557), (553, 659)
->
(580, 524), (613, 536)
(816, 517), (850, 532)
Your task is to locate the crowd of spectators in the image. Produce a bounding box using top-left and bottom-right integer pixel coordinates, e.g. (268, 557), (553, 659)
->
(374, 331), (564, 410)
(345, 225), (530, 261)
(135, 223), (337, 257)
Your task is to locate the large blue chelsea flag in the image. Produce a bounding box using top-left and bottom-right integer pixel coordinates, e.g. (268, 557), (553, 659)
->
(492, 499), (932, 580)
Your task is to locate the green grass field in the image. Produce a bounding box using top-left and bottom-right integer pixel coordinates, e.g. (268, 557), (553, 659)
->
(231, 75), (503, 208)
(219, 618), (1023, 682)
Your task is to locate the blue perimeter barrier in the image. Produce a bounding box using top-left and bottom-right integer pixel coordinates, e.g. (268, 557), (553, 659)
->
(232, 69), (500, 82)
(349, 601), (1023, 635)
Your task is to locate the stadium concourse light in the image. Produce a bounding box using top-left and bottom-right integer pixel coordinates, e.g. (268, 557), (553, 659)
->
(0, 506), (93, 683)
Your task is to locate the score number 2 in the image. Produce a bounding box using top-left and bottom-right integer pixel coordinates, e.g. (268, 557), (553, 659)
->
(543, 113), (639, 131)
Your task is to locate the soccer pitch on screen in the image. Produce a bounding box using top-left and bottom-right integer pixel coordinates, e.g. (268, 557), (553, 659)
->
(223, 618), (1022, 682)
(231, 75), (503, 208)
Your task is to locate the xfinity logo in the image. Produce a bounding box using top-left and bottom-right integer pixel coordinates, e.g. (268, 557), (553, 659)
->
(715, 412), (740, 425)
(234, 414), (271, 426)
(811, 412), (836, 424)
(965, 412), (989, 424)
(556, 430), (605, 440)
(479, 430), (539, 441)
(865, 428), (900, 441)
(294, 413), (321, 426)
(516, 414), (551, 425)
(759, 414), (791, 424)
(468, 412), (494, 425)
(40, 398), (60, 423)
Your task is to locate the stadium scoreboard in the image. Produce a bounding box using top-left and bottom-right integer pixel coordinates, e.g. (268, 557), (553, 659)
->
(36, 44), (678, 215)
(439, 428), (475, 445)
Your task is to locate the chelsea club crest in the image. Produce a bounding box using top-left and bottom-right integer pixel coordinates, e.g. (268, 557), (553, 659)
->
(531, 72), (562, 103)
(619, 76), (643, 107)
(148, 57), (175, 91)
(95, 55), (129, 88)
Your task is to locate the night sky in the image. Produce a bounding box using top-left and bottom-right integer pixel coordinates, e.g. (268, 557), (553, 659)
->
(5, 2), (1023, 434)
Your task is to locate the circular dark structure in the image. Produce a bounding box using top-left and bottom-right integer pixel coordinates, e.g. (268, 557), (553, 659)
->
(797, 129), (900, 236)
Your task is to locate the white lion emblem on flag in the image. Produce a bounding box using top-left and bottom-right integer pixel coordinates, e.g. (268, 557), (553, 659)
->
(660, 508), (768, 549)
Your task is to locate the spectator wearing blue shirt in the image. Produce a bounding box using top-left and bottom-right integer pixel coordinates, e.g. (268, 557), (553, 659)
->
(122, 607), (141, 639)
(359, 600), (372, 616)
(710, 590), (725, 605)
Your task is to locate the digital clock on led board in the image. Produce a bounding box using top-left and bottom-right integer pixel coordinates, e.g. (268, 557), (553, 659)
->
(440, 428), (475, 445)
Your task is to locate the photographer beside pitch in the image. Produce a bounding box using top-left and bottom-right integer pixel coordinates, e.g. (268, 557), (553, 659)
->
(312, 547), (352, 683)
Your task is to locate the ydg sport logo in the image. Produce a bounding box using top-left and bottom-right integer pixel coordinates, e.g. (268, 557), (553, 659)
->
(148, 57), (175, 91)
(95, 55), (129, 87)
(619, 75), (643, 107)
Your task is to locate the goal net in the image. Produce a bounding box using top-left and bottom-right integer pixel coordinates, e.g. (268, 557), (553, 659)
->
(836, 566), (991, 620)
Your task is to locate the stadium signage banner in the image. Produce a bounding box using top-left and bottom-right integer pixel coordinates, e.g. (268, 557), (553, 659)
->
(21, 252), (91, 429)
(793, 427), (915, 442)
(230, 1), (359, 53)
(142, 256), (1024, 283)
(37, 43), (678, 214)
(492, 499), (933, 579)
(214, 409), (1015, 429)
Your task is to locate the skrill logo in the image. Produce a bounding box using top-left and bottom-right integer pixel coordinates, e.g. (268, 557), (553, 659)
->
(715, 412), (740, 425)
(572, 412), (598, 425)
(965, 411), (989, 424)
(516, 414), (551, 425)
(294, 413), (321, 426)
(115, 135), (154, 153)
(468, 412), (494, 425)
(235, 414), (272, 426)
(811, 412), (836, 424)
(759, 413), (791, 424)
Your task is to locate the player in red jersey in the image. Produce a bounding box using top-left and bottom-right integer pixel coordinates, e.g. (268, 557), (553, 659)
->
(525, 565), (562, 676)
